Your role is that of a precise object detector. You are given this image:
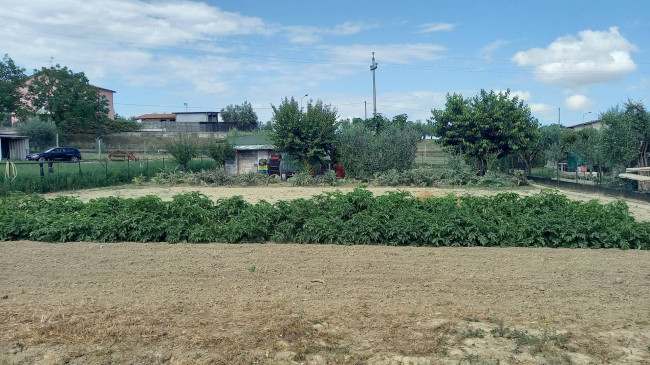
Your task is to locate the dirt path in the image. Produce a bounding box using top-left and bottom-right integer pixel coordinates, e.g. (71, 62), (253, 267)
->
(1, 241), (649, 364)
(45, 183), (650, 222)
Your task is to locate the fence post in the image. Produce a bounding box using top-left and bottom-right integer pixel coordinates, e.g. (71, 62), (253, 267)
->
(127, 158), (130, 180)
(105, 160), (108, 181)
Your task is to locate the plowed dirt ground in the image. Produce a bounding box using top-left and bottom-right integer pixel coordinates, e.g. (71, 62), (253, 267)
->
(1, 185), (649, 364)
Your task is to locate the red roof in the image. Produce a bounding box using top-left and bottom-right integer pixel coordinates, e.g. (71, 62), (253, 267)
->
(135, 114), (176, 120)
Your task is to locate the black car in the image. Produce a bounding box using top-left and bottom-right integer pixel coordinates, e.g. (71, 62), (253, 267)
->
(26, 147), (82, 162)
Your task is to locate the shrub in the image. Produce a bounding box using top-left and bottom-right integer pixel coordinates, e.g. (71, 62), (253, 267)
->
(322, 170), (339, 186)
(14, 117), (57, 152)
(166, 138), (199, 170)
(373, 166), (528, 187)
(237, 172), (266, 186)
(204, 141), (235, 168)
(289, 171), (316, 186)
(337, 122), (420, 180)
(197, 168), (235, 186)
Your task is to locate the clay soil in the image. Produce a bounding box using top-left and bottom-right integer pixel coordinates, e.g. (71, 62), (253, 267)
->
(1, 185), (650, 364)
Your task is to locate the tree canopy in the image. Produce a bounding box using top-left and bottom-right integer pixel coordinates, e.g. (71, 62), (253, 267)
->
(204, 140), (235, 168)
(0, 54), (28, 124)
(337, 121), (420, 180)
(26, 65), (109, 134)
(220, 101), (258, 129)
(14, 117), (57, 152)
(600, 100), (650, 169)
(430, 89), (539, 174)
(271, 97), (338, 170)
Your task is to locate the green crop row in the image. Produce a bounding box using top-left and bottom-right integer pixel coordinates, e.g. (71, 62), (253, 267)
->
(1, 188), (648, 249)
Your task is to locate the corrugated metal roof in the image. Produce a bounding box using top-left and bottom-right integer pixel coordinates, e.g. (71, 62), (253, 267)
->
(0, 134), (30, 139)
(135, 114), (176, 120)
(230, 134), (273, 146)
(234, 144), (275, 151)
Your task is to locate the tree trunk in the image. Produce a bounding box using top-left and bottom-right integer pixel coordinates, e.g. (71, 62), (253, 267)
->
(477, 157), (487, 176)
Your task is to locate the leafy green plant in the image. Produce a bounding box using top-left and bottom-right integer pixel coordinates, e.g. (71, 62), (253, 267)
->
(289, 171), (316, 186)
(132, 174), (147, 184)
(166, 138), (199, 170)
(204, 141), (235, 168)
(1, 188), (649, 249)
(322, 170), (339, 186)
(237, 172), (266, 186)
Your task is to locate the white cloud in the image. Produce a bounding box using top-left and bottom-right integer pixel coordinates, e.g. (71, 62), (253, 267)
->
(285, 21), (376, 44)
(530, 103), (556, 114)
(1, 0), (273, 49)
(0, 0), (382, 98)
(327, 44), (445, 65)
(512, 27), (638, 87)
(565, 94), (594, 111)
(480, 40), (510, 60)
(416, 23), (456, 33)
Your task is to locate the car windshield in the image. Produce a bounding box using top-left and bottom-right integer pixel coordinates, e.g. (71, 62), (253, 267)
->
(44, 148), (56, 153)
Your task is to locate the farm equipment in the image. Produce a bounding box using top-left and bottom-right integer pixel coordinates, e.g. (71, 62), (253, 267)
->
(108, 150), (139, 161)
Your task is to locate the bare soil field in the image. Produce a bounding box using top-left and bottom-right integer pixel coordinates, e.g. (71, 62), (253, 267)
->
(1, 185), (649, 364)
(1, 242), (649, 365)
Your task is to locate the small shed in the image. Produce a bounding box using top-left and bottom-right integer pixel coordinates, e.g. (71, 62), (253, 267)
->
(225, 134), (275, 175)
(0, 134), (30, 160)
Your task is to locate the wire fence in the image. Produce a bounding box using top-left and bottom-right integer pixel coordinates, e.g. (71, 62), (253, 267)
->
(1, 156), (218, 195)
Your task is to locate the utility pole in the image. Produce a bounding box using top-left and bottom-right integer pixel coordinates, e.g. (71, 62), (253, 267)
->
(370, 52), (378, 118)
(558, 108), (561, 126)
(364, 101), (367, 120)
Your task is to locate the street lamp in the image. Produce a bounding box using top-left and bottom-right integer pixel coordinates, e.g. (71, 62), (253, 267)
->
(300, 94), (308, 111)
(582, 111), (592, 123)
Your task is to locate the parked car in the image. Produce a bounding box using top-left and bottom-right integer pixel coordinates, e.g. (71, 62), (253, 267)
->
(26, 147), (82, 162)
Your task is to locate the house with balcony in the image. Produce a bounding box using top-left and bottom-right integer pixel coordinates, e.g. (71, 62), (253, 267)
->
(135, 111), (255, 133)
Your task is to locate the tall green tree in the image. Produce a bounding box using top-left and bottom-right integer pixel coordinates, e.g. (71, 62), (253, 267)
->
(0, 54), (28, 125)
(430, 89), (539, 175)
(571, 127), (607, 182)
(337, 121), (420, 180)
(336, 123), (377, 179)
(538, 124), (567, 180)
(220, 101), (258, 129)
(271, 97), (338, 171)
(516, 127), (541, 176)
(204, 141), (235, 168)
(14, 117), (57, 152)
(167, 138), (199, 170)
(26, 65), (109, 134)
(600, 100), (650, 170)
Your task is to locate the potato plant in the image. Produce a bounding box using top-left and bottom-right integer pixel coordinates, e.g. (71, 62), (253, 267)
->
(0, 189), (648, 249)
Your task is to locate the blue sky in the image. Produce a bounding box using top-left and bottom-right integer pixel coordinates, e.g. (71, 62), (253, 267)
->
(2, 0), (649, 126)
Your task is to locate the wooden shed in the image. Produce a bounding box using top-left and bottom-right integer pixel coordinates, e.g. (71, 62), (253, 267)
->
(225, 134), (275, 175)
